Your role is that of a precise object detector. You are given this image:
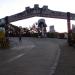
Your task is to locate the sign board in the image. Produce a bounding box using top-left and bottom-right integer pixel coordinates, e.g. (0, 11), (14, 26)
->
(0, 27), (5, 32)
(0, 18), (6, 27)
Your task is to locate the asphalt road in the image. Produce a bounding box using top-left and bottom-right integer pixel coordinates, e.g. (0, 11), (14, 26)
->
(0, 37), (66, 75)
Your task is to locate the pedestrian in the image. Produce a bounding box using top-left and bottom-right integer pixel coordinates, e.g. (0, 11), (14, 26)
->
(19, 36), (21, 41)
(19, 29), (22, 42)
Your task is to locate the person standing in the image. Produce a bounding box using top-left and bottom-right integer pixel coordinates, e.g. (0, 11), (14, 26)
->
(19, 26), (22, 42)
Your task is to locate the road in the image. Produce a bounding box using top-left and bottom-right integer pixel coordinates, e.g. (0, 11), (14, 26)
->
(0, 37), (66, 75)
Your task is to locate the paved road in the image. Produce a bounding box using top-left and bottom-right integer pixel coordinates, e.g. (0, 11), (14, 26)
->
(0, 37), (66, 75)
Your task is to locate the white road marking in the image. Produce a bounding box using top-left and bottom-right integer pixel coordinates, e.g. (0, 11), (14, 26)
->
(11, 45), (35, 50)
(49, 47), (61, 75)
(6, 53), (24, 63)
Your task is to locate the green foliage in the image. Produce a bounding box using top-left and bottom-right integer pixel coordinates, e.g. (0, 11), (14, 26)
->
(47, 32), (57, 38)
(0, 38), (10, 49)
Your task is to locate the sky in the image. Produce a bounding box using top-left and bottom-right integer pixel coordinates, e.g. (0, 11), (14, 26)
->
(0, 0), (75, 32)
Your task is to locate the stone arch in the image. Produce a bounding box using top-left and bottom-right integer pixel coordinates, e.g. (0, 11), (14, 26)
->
(0, 4), (75, 44)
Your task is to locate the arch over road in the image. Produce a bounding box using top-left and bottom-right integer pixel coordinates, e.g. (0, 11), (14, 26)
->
(7, 4), (75, 22)
(0, 4), (75, 45)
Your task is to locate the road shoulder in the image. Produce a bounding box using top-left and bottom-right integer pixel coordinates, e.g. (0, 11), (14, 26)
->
(54, 43), (75, 75)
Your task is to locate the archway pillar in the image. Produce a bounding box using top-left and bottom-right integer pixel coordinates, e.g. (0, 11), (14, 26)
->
(67, 12), (72, 45)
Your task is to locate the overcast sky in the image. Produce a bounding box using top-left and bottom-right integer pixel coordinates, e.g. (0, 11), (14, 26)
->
(0, 0), (75, 32)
